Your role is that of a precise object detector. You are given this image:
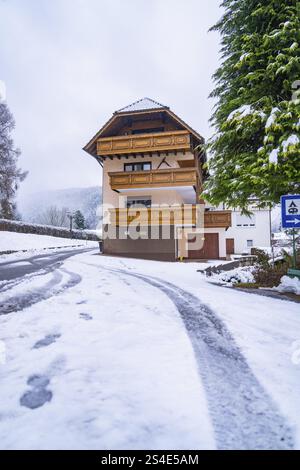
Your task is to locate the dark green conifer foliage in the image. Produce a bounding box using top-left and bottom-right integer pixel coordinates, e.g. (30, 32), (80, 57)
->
(204, 0), (300, 211)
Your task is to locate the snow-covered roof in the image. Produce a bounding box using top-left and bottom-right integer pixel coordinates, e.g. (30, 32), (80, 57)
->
(116, 97), (168, 114)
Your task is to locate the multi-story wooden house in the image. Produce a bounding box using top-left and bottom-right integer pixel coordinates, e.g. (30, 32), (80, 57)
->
(84, 98), (232, 261)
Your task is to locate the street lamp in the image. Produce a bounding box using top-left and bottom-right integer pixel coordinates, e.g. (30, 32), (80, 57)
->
(66, 211), (74, 237)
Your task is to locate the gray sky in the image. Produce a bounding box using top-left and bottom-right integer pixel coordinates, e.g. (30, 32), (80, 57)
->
(0, 0), (222, 200)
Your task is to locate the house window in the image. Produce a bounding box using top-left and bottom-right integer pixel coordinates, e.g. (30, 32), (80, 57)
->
(247, 240), (254, 247)
(124, 162), (152, 172)
(126, 196), (152, 209)
(236, 214), (256, 227)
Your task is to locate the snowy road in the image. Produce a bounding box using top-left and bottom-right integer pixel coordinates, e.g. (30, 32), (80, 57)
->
(0, 248), (94, 314)
(0, 250), (299, 449)
(0, 247), (94, 282)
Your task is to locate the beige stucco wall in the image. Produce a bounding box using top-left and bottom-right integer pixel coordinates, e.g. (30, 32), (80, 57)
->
(101, 153), (228, 260)
(102, 152), (195, 208)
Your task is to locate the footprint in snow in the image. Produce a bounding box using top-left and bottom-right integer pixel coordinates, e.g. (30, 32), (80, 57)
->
(20, 374), (52, 410)
(79, 313), (93, 321)
(33, 334), (61, 349)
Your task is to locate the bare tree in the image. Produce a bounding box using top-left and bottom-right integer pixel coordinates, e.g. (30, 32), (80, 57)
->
(39, 206), (69, 227)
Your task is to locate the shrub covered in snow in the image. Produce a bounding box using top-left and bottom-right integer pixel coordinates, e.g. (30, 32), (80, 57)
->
(214, 267), (255, 285)
(274, 276), (300, 296)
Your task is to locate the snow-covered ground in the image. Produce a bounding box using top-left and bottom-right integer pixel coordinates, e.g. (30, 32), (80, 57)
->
(0, 231), (98, 253)
(0, 251), (299, 450)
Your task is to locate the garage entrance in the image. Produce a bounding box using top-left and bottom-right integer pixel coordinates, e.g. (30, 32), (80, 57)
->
(188, 233), (219, 259)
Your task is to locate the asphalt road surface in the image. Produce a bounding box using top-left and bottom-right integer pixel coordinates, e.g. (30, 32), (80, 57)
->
(0, 248), (94, 282)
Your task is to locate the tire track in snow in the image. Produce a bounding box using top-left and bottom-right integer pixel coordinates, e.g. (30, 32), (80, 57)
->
(104, 267), (294, 450)
(0, 268), (82, 315)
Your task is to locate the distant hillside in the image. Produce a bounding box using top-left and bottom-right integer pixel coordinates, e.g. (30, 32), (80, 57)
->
(19, 186), (102, 229)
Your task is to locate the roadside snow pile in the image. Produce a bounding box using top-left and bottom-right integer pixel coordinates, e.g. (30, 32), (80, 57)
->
(0, 231), (97, 253)
(274, 276), (300, 295)
(211, 266), (255, 285)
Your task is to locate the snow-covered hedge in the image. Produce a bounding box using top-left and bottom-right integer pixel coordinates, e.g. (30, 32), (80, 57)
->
(0, 219), (101, 241)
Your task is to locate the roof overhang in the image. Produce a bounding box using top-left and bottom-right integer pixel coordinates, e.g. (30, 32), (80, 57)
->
(83, 107), (205, 158)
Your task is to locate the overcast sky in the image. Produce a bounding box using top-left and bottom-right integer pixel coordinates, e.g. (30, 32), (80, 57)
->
(0, 0), (222, 200)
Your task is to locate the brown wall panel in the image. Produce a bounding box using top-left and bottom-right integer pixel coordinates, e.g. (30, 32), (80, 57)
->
(103, 225), (176, 261)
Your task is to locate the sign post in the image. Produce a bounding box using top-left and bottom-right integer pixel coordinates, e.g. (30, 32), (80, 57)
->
(281, 195), (300, 276)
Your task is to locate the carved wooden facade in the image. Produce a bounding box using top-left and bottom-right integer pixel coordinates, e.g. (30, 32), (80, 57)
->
(109, 167), (198, 190)
(97, 131), (191, 157)
(108, 207), (231, 228)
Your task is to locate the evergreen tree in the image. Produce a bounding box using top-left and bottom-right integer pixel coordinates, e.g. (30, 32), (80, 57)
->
(74, 210), (86, 230)
(204, 0), (300, 212)
(0, 102), (27, 219)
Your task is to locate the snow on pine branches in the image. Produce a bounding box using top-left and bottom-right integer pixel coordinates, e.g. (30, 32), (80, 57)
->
(204, 0), (300, 211)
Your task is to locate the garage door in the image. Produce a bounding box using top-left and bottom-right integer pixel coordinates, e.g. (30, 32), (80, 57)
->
(188, 233), (219, 259)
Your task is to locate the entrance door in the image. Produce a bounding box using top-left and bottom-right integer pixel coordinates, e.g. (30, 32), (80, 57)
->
(226, 238), (235, 255)
(188, 233), (219, 259)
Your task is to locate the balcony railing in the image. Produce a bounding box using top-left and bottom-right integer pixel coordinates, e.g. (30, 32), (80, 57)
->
(97, 130), (191, 156)
(106, 207), (231, 228)
(109, 168), (197, 190)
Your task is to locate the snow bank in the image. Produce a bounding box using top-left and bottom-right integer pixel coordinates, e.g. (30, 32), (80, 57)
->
(0, 231), (98, 253)
(274, 275), (300, 295)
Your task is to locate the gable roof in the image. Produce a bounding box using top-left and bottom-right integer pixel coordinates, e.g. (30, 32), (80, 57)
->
(116, 97), (168, 113)
(83, 97), (204, 156)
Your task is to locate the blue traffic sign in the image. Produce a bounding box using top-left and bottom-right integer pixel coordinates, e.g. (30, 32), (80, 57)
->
(281, 195), (300, 229)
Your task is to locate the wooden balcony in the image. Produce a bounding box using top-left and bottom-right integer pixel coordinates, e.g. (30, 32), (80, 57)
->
(204, 210), (232, 228)
(109, 168), (197, 190)
(107, 207), (231, 228)
(97, 130), (191, 156)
